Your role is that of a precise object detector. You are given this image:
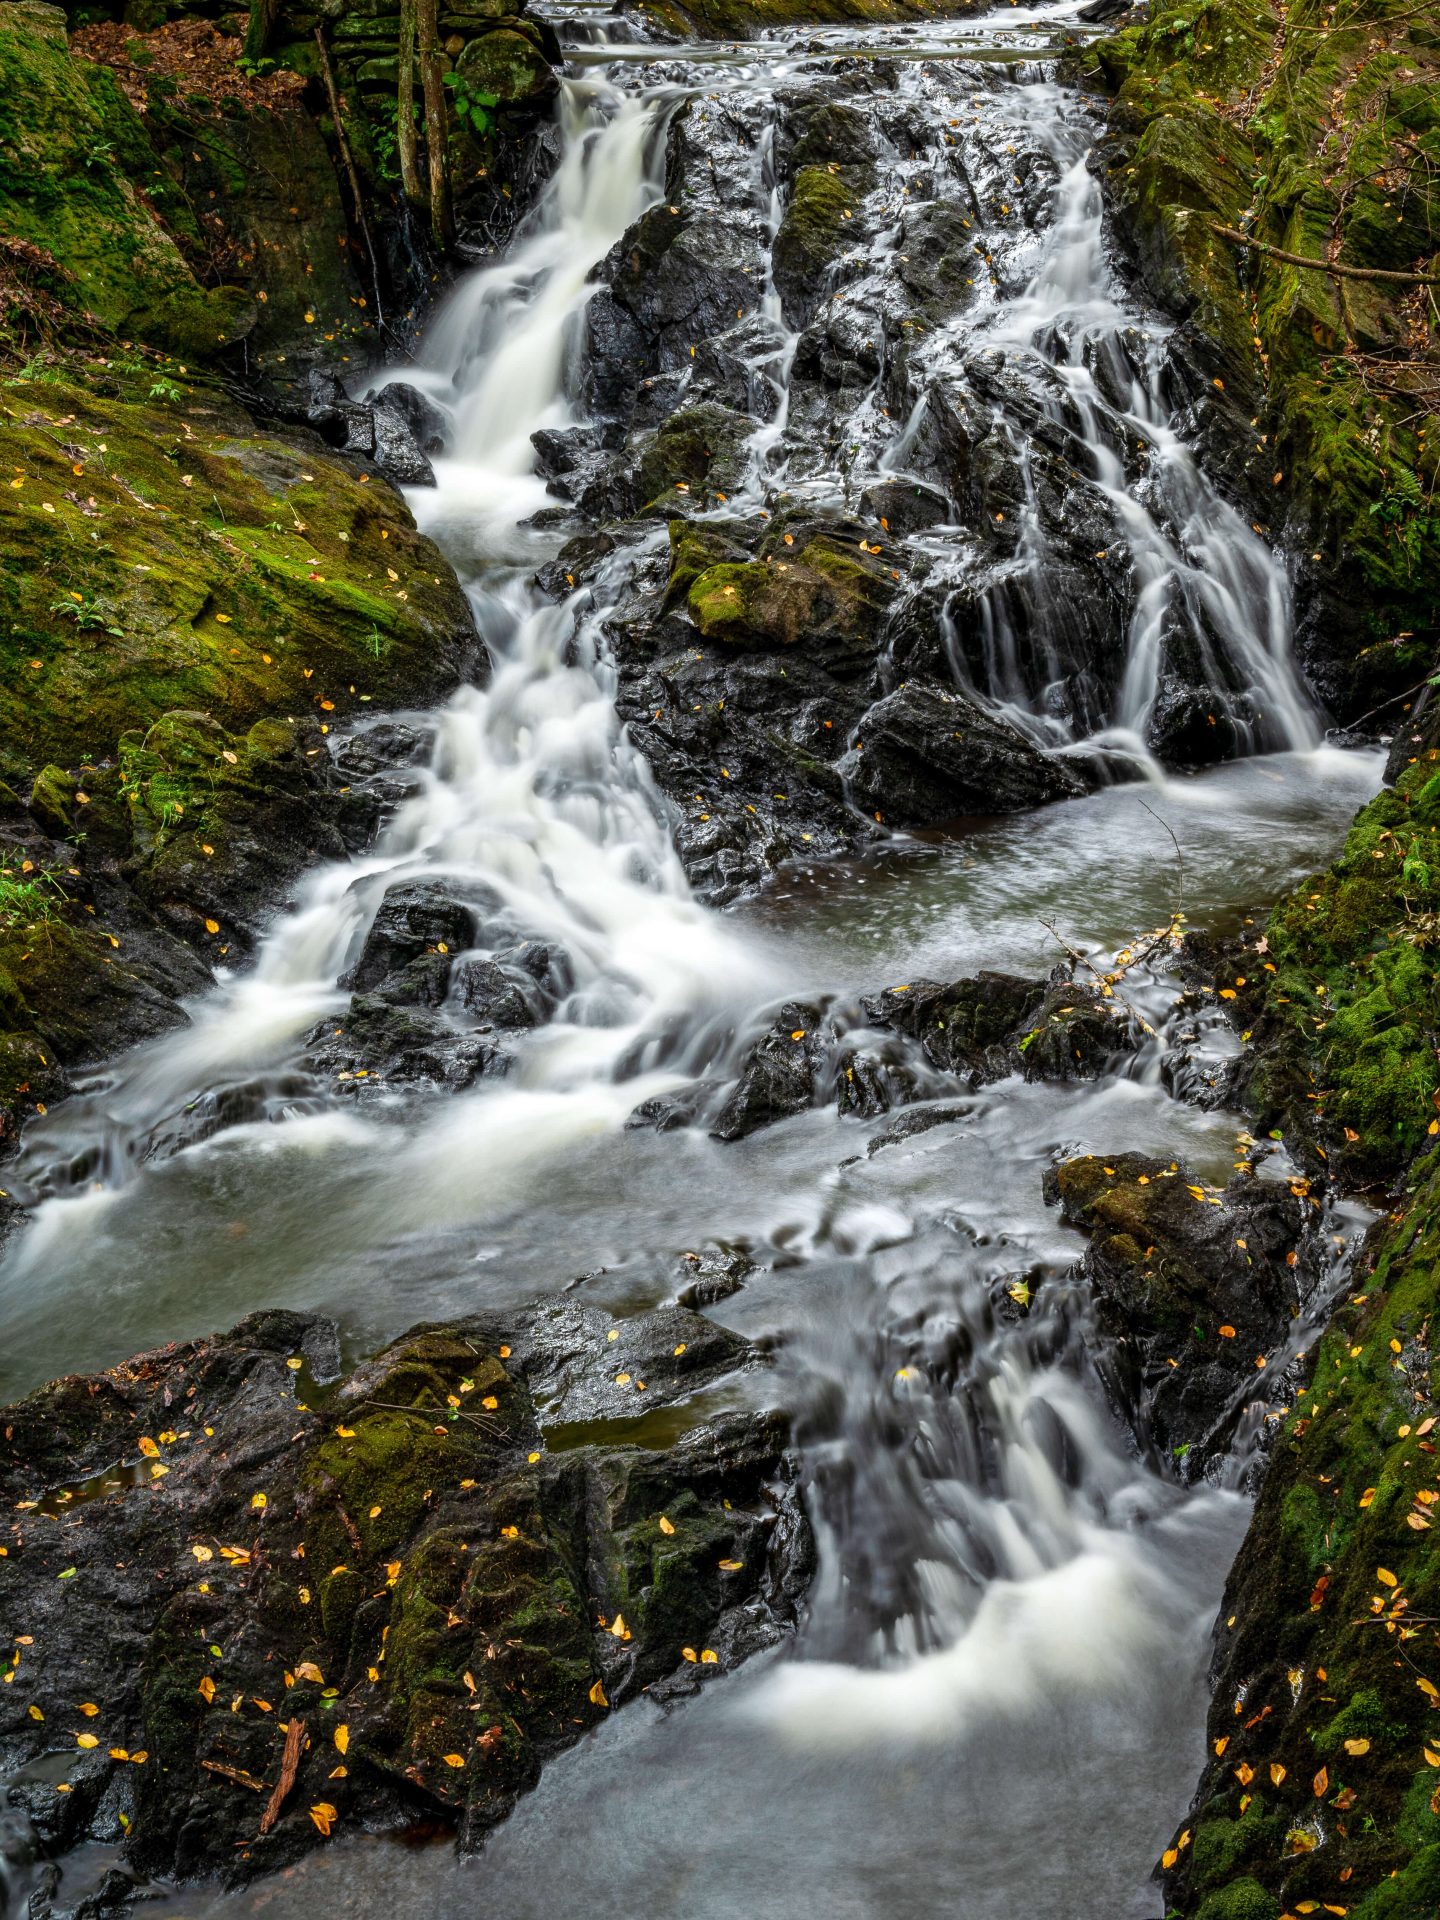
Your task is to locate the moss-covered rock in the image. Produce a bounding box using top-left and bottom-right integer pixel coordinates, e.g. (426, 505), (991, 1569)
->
(0, 1305), (811, 1887)
(687, 535), (892, 653)
(0, 3), (254, 357)
(772, 163), (869, 323)
(0, 360), (476, 1141)
(1207, 754), (1440, 1184)
(1162, 1152), (1440, 1916)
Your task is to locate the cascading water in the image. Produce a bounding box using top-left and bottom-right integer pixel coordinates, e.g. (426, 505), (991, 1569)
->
(0, 9), (1384, 1917)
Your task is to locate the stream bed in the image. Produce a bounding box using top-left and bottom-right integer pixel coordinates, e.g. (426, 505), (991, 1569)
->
(0, 4), (1389, 1915)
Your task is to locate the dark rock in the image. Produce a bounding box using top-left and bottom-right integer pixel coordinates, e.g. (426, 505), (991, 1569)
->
(1047, 1152), (1311, 1466)
(369, 393), (438, 489)
(341, 881), (479, 997)
(671, 1243), (757, 1308)
(0, 1309), (810, 1888)
(838, 680), (1085, 826)
(710, 1001), (833, 1141)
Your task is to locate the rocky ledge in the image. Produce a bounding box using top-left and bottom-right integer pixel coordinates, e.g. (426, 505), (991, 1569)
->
(0, 1305), (810, 1909)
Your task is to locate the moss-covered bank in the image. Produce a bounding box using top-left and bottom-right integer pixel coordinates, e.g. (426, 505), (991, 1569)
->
(0, 7), (482, 1152)
(1164, 750), (1440, 1913)
(1095, 0), (1439, 723)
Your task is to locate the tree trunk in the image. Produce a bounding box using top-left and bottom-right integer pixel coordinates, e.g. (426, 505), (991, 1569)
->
(415, 0), (453, 250)
(397, 0), (422, 208)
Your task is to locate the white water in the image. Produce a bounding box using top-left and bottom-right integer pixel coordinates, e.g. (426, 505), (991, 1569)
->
(0, 18), (1378, 1919)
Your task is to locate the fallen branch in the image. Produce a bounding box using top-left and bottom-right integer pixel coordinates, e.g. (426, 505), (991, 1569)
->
(259, 1716), (305, 1836)
(1211, 223), (1440, 287)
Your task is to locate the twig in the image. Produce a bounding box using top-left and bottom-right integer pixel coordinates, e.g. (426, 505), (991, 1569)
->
(1136, 797), (1186, 919)
(201, 1760), (269, 1793)
(1211, 223), (1440, 287)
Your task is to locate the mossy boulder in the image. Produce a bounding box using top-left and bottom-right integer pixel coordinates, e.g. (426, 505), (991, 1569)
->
(636, 402), (752, 510)
(455, 24), (558, 111)
(687, 536), (892, 655)
(0, 1305), (811, 1887)
(772, 164), (868, 324)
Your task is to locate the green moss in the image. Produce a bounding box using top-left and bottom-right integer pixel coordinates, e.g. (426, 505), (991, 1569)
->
(1195, 1879), (1281, 1920)
(1097, 0), (1440, 715)
(772, 164), (863, 294)
(0, 5), (253, 356)
(1243, 759), (1440, 1176)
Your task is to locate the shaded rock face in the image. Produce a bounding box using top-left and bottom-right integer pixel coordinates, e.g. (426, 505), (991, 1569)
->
(0, 1307), (811, 1893)
(1046, 1152), (1315, 1468)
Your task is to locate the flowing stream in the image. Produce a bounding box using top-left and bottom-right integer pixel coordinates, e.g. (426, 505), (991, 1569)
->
(0, 6), (1388, 1915)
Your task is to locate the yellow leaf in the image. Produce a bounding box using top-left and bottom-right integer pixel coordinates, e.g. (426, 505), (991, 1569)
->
(336, 1425), (356, 1438)
(334, 1725), (349, 1755)
(294, 1661), (325, 1684)
(76, 1733), (99, 1749)
(251, 1493), (267, 1511)
(527, 1451), (541, 1464)
(1343, 1738), (1370, 1756)
(682, 1648), (697, 1663)
(1377, 1568), (1398, 1587)
(78, 1703), (99, 1717)
(609, 1613), (628, 1639)
(1270, 1763), (1287, 1785)
(192, 1545), (214, 1562)
(442, 1754), (465, 1768)
(1235, 1762), (1254, 1785)
(1214, 1737), (1228, 1756)
(718, 1558), (743, 1571)
(137, 1437), (160, 1459)
(309, 1803), (337, 1835)
(1419, 1677), (1440, 1699)
(1423, 1749), (1440, 1767)
(1313, 1765), (1329, 1797)
(198, 1676), (216, 1704)
(369, 1506), (381, 1519)
(700, 1649), (718, 1664)
(588, 1679), (608, 1707)
(1161, 1848), (1178, 1869)
(27, 1706), (44, 1722)
(109, 1748), (130, 1762)
(482, 1396), (499, 1410)
(204, 919), (220, 935)
(659, 1516), (676, 1536)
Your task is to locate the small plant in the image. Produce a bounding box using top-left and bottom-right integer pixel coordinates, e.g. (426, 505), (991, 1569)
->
(83, 138), (116, 171)
(0, 856), (65, 931)
(365, 623), (392, 661)
(148, 378), (183, 402)
(442, 73), (499, 140)
(50, 591), (123, 636)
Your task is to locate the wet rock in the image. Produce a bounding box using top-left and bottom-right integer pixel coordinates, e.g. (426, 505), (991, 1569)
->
(1047, 1152), (1311, 1465)
(772, 164), (873, 327)
(0, 1308), (810, 1889)
(305, 996), (508, 1090)
(863, 971), (1041, 1078)
(368, 394), (437, 489)
(709, 1000), (833, 1141)
(671, 1243), (758, 1308)
(503, 1299), (751, 1423)
(342, 881), (479, 998)
(838, 681), (1085, 826)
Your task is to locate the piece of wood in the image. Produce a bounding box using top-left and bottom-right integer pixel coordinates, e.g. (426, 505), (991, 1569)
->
(1210, 223), (1440, 287)
(201, 1760), (269, 1793)
(398, 0), (423, 208)
(259, 1717), (305, 1835)
(416, 0), (453, 250)
(313, 28), (387, 327)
